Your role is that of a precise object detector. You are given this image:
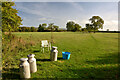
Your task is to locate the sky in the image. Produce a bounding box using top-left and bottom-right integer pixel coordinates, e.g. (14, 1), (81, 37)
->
(14, 2), (118, 31)
(13, 0), (119, 2)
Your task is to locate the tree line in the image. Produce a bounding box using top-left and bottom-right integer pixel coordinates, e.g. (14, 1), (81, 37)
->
(2, 2), (104, 33)
(17, 23), (59, 32)
(17, 16), (104, 33)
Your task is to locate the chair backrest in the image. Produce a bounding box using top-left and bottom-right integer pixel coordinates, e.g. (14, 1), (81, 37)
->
(41, 40), (49, 47)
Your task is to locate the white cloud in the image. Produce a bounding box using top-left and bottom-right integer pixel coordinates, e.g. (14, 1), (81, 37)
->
(100, 20), (118, 31)
(105, 20), (118, 26)
(15, 3), (51, 17)
(111, 20), (118, 24)
(38, 18), (53, 21)
(38, 18), (47, 21)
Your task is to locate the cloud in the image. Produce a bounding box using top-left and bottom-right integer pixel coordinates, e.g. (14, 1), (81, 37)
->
(14, 0), (119, 2)
(111, 20), (118, 24)
(38, 18), (53, 21)
(105, 20), (118, 26)
(15, 2), (118, 31)
(69, 2), (83, 11)
(15, 2), (51, 17)
(38, 18), (47, 21)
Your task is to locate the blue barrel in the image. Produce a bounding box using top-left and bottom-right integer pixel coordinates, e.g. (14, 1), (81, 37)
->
(62, 52), (71, 60)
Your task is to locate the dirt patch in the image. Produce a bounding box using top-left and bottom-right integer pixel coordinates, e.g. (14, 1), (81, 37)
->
(58, 60), (64, 63)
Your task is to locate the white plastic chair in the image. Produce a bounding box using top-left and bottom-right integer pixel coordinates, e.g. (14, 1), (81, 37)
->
(41, 40), (51, 53)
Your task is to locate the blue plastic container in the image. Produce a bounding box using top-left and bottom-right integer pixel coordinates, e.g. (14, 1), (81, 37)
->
(62, 52), (71, 60)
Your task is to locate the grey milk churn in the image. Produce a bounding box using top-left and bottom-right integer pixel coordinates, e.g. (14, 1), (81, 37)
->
(50, 46), (58, 61)
(19, 58), (30, 79)
(27, 54), (37, 73)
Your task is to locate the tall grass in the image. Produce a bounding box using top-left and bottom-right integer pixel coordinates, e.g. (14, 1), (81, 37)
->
(2, 32), (36, 69)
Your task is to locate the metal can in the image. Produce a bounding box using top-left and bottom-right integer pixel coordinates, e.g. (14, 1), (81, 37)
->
(50, 46), (58, 61)
(27, 54), (37, 73)
(19, 58), (30, 79)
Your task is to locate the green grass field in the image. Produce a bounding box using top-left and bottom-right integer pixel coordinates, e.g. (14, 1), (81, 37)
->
(2, 32), (118, 79)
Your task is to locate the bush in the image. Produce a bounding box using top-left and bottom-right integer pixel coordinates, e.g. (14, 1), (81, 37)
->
(2, 32), (36, 69)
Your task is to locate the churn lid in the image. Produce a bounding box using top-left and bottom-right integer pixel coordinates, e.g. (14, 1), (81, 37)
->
(52, 46), (57, 49)
(20, 58), (28, 62)
(27, 54), (35, 58)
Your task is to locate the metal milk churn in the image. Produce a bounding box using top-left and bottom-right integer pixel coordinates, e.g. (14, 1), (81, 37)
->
(50, 46), (58, 61)
(27, 54), (37, 73)
(19, 58), (30, 79)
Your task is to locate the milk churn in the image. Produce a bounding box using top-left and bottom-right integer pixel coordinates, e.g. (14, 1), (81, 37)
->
(50, 46), (58, 61)
(27, 54), (37, 73)
(19, 58), (30, 79)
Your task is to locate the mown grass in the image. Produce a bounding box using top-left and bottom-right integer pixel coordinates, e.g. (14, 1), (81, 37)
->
(2, 32), (118, 79)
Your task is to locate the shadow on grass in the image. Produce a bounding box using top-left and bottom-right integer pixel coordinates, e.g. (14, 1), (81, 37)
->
(63, 66), (118, 79)
(75, 52), (119, 79)
(36, 59), (51, 62)
(2, 68), (20, 79)
(57, 57), (64, 60)
(86, 53), (118, 64)
(36, 57), (64, 62)
(90, 34), (98, 42)
(33, 50), (40, 53)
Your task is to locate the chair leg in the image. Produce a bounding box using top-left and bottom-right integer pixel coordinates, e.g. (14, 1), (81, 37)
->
(41, 47), (42, 52)
(48, 47), (49, 51)
(50, 46), (51, 50)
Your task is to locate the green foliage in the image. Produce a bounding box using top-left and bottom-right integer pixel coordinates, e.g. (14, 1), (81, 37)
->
(66, 21), (81, 32)
(2, 2), (22, 32)
(42, 23), (47, 28)
(18, 26), (37, 32)
(38, 24), (45, 32)
(86, 24), (93, 32)
(19, 27), (28, 32)
(47, 23), (59, 32)
(81, 28), (88, 32)
(66, 21), (75, 31)
(89, 16), (104, 33)
(47, 23), (54, 30)
(74, 23), (81, 31)
(31, 27), (37, 32)
(2, 32), (36, 69)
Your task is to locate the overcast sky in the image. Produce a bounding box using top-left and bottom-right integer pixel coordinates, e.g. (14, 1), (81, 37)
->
(14, 2), (118, 31)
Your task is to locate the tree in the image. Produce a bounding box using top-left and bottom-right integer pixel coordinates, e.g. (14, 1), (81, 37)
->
(66, 21), (75, 31)
(38, 24), (44, 32)
(74, 23), (81, 31)
(21, 27), (26, 32)
(2, 2), (22, 32)
(42, 23), (47, 28)
(86, 24), (93, 32)
(26, 27), (31, 32)
(53, 25), (59, 32)
(31, 27), (37, 32)
(47, 23), (54, 31)
(18, 26), (34, 32)
(66, 21), (81, 32)
(81, 28), (88, 32)
(89, 16), (104, 33)
(47, 23), (59, 32)
(37, 23), (47, 32)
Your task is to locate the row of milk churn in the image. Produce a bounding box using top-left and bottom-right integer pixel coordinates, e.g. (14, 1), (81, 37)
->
(19, 46), (58, 79)
(19, 54), (37, 79)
